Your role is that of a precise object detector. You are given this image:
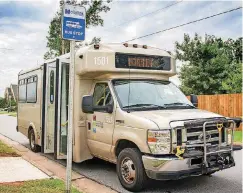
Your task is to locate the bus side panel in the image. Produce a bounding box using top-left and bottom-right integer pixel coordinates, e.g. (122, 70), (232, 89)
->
(73, 78), (94, 163)
(17, 68), (42, 144)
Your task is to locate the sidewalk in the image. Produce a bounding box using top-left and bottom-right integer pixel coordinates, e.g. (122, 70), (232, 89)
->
(0, 134), (117, 193)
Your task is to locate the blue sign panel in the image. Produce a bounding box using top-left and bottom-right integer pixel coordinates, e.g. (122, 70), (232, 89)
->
(62, 5), (86, 41)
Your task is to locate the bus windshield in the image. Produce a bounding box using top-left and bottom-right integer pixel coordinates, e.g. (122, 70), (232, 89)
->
(112, 79), (194, 110)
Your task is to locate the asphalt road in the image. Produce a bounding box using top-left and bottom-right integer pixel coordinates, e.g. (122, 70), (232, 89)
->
(0, 115), (242, 193)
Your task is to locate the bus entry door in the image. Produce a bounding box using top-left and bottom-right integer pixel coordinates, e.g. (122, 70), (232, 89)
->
(54, 59), (69, 159)
(44, 62), (56, 153)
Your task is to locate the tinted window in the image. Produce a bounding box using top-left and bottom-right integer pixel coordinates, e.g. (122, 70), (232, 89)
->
(18, 79), (26, 102)
(26, 76), (37, 103)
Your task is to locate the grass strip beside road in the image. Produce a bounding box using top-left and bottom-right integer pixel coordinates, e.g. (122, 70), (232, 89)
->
(0, 179), (81, 193)
(234, 131), (242, 143)
(0, 140), (19, 157)
(7, 112), (17, 117)
(0, 111), (17, 117)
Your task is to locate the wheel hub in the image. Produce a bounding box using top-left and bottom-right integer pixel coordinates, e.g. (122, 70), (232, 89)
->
(121, 157), (136, 184)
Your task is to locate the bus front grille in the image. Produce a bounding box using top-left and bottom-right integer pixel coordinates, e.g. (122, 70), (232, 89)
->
(186, 124), (221, 145)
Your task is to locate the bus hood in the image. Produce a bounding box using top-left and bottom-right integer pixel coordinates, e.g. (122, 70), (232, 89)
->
(131, 109), (223, 129)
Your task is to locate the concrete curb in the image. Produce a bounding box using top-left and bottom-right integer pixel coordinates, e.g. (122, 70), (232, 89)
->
(0, 134), (117, 193)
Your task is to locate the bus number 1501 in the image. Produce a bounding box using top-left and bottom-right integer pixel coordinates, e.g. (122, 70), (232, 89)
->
(94, 57), (108, 66)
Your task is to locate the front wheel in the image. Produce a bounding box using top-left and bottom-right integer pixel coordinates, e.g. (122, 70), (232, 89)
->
(117, 148), (148, 192)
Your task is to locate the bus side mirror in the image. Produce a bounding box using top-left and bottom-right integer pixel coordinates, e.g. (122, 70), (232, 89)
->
(190, 94), (198, 107)
(82, 95), (94, 114)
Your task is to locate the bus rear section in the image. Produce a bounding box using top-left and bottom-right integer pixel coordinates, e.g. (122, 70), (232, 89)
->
(17, 57), (72, 159)
(18, 67), (42, 151)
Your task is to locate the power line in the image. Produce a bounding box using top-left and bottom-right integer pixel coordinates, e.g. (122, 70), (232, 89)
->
(104, 0), (183, 31)
(0, 48), (38, 51)
(123, 6), (242, 43)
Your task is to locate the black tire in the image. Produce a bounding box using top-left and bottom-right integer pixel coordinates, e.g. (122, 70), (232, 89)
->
(117, 148), (148, 192)
(29, 129), (40, 152)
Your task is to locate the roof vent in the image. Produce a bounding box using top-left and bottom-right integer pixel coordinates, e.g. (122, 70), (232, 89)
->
(123, 43), (128, 47)
(133, 44), (138, 48)
(142, 45), (147, 49)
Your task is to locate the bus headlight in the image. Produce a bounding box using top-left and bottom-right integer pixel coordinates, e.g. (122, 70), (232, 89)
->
(147, 130), (171, 154)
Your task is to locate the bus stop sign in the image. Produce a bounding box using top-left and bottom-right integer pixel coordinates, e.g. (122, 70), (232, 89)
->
(62, 4), (86, 41)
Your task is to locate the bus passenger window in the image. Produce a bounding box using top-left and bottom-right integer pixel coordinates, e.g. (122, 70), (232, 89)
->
(18, 79), (27, 102)
(50, 70), (55, 104)
(26, 76), (37, 103)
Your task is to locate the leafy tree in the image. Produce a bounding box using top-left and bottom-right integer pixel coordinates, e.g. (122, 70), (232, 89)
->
(176, 34), (242, 95)
(44, 0), (111, 60)
(10, 100), (16, 107)
(0, 97), (7, 108)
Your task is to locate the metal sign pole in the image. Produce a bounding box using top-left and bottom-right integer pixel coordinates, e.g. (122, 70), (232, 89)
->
(62, 4), (85, 193)
(66, 40), (75, 193)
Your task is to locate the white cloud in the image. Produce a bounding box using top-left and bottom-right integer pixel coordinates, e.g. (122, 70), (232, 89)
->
(0, 0), (242, 97)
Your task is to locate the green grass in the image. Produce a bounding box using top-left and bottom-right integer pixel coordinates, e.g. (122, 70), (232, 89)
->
(0, 179), (81, 193)
(234, 131), (242, 143)
(0, 140), (19, 157)
(8, 112), (17, 117)
(0, 111), (17, 117)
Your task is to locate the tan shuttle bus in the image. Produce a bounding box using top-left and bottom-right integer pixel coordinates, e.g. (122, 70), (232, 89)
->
(17, 43), (239, 191)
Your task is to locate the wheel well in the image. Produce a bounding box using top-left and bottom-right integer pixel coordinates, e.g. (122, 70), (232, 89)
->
(115, 140), (140, 157)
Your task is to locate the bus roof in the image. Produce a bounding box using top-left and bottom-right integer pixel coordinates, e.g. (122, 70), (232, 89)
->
(75, 43), (176, 77)
(19, 43), (176, 77)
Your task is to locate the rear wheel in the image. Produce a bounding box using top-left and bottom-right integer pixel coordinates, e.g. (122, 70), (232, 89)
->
(117, 148), (148, 192)
(29, 129), (40, 152)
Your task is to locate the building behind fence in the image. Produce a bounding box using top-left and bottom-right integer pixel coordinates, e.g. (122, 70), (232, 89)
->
(189, 93), (242, 130)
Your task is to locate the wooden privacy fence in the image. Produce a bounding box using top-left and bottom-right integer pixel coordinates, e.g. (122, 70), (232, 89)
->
(189, 94), (242, 130)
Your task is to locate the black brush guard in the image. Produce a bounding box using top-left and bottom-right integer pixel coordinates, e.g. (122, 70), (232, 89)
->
(174, 118), (236, 173)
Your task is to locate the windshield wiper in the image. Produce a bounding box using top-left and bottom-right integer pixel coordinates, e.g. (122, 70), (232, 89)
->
(164, 102), (195, 108)
(123, 104), (166, 109)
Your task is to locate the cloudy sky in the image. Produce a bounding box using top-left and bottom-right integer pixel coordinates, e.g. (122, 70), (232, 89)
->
(0, 0), (242, 97)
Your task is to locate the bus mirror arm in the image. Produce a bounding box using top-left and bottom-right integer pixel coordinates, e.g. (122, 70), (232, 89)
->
(93, 104), (113, 114)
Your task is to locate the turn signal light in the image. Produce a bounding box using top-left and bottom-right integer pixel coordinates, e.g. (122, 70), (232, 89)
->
(147, 137), (157, 143)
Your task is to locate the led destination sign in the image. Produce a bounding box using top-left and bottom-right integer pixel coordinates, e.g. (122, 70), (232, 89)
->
(115, 53), (171, 71)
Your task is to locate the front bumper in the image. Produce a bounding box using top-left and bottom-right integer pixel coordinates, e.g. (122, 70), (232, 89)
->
(143, 118), (237, 180)
(142, 152), (235, 180)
